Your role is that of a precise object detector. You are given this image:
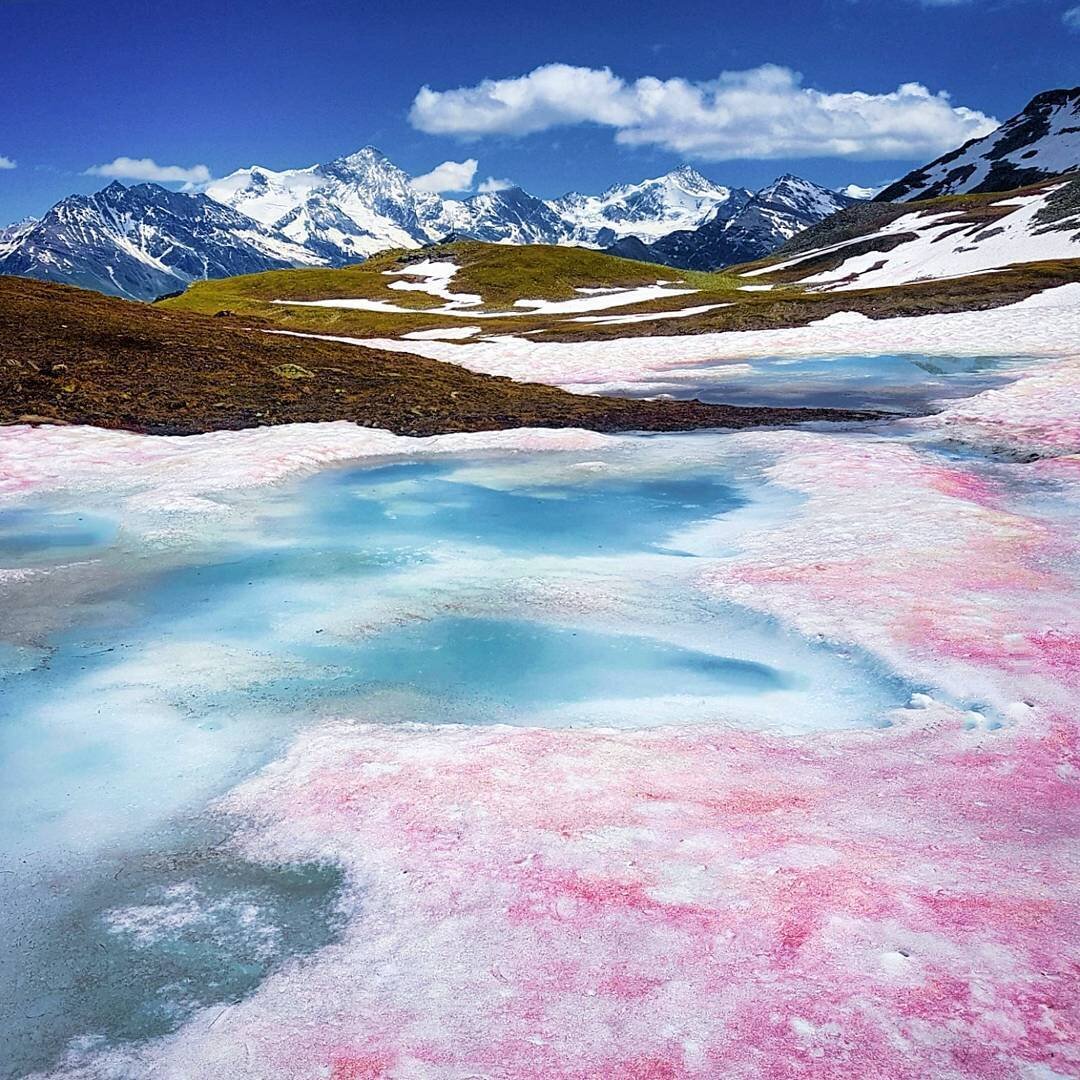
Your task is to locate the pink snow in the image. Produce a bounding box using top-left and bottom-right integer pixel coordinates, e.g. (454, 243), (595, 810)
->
(56, 712), (1077, 1079)
(698, 431), (1078, 711)
(39, 430), (1080, 1080)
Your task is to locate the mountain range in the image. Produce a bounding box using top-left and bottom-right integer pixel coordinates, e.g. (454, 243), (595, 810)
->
(0, 151), (856, 301)
(2, 85), (1077, 301)
(0, 182), (320, 300)
(603, 175), (856, 270)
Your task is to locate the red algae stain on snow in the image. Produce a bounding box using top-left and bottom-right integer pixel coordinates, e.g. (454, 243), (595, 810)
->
(129, 712), (1073, 1080)
(1026, 631), (1080, 685)
(924, 461), (1009, 508)
(699, 432), (1080, 715)
(329, 1054), (396, 1080)
(168, 420), (1079, 1080)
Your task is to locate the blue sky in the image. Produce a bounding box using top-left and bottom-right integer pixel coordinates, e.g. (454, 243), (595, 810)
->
(1, 0), (1077, 223)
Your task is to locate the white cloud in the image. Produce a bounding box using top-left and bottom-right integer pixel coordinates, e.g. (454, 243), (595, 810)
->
(409, 63), (999, 161)
(409, 158), (478, 193)
(84, 157), (212, 185)
(1064, 4), (1080, 30)
(0, 156), (15, 170)
(478, 176), (515, 193)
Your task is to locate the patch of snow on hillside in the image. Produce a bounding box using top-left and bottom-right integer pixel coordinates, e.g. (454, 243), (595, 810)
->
(353, 284), (1080, 396)
(570, 303), (731, 325)
(274, 280), (699, 319)
(795, 185), (1080, 291)
(401, 326), (482, 340)
(382, 260), (481, 307)
(511, 283), (698, 315)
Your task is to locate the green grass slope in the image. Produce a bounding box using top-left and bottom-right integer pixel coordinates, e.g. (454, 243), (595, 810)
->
(162, 223), (1080, 347)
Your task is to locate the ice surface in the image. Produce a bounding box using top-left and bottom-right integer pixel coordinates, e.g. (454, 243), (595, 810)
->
(3, 840), (344, 1078)
(622, 352), (1032, 412)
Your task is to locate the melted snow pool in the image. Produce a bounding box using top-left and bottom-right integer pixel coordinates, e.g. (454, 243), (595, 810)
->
(0, 505), (117, 564)
(634, 352), (1031, 412)
(0, 438), (920, 1076)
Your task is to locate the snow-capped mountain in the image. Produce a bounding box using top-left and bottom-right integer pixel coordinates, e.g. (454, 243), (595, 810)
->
(443, 187), (573, 244)
(548, 165), (751, 244)
(208, 155), (749, 252)
(0, 153), (860, 298)
(744, 174), (1080, 291)
(877, 87), (1080, 202)
(0, 182), (323, 300)
(0, 216), (36, 253)
(206, 147), (452, 262)
(606, 176), (856, 271)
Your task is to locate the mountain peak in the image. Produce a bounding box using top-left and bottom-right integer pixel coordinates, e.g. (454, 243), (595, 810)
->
(876, 84), (1080, 202)
(329, 145), (391, 168)
(321, 146), (411, 188)
(1021, 86), (1080, 115)
(751, 175), (852, 219)
(0, 181), (323, 300)
(669, 164), (711, 184)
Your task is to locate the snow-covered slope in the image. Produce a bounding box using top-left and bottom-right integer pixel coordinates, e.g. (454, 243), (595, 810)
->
(744, 175), (1080, 291)
(548, 165), (751, 244)
(0, 216), (36, 256)
(0, 182), (324, 301)
(206, 147), (453, 262)
(606, 176), (855, 271)
(443, 187), (573, 244)
(877, 87), (1080, 202)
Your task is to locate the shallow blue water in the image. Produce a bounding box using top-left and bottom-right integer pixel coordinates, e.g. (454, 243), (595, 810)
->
(1, 451), (916, 851)
(313, 615), (788, 702)
(0, 443), (919, 1077)
(637, 353), (1031, 411)
(0, 505), (117, 564)
(308, 459), (746, 554)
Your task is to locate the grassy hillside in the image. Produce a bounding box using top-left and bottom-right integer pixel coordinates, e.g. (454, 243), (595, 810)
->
(0, 276), (872, 436)
(170, 241), (713, 310)
(161, 228), (1080, 347)
(162, 241), (744, 339)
